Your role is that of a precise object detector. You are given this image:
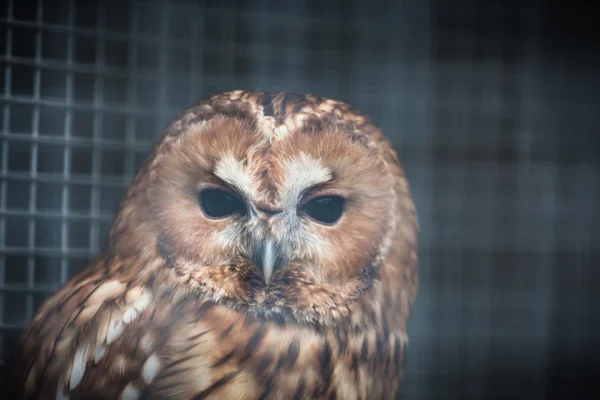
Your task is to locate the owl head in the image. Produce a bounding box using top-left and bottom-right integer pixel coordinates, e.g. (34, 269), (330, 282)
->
(108, 91), (418, 328)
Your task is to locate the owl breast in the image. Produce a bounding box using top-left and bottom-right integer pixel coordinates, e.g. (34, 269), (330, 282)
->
(151, 298), (406, 399)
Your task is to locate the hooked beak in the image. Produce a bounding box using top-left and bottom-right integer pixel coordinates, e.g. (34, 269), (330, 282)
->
(253, 238), (283, 285)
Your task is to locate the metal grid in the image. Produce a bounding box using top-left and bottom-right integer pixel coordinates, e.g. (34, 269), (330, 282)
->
(420, 0), (600, 398)
(1, 0), (599, 398)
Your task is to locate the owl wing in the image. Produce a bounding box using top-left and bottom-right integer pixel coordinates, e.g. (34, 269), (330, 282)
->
(3, 270), (174, 400)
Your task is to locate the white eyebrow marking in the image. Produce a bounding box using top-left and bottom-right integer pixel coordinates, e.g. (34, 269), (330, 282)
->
(281, 152), (331, 205)
(214, 153), (260, 200)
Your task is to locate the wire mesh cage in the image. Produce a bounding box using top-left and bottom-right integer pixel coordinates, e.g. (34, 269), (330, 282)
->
(1, 0), (599, 398)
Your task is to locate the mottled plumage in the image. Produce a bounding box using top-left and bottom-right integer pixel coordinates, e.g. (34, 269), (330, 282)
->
(2, 91), (419, 399)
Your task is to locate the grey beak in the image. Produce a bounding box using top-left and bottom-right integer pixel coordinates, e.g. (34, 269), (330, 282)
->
(253, 239), (282, 284)
(262, 239), (276, 284)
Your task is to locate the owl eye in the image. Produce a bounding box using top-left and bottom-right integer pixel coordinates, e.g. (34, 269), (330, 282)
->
(199, 188), (246, 218)
(300, 195), (345, 225)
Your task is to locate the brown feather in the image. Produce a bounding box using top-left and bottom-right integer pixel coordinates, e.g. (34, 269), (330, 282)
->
(3, 91), (418, 399)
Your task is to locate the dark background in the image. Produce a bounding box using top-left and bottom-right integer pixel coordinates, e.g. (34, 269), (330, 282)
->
(1, 0), (599, 398)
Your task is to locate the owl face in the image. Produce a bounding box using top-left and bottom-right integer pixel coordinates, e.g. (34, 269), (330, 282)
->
(118, 92), (402, 325)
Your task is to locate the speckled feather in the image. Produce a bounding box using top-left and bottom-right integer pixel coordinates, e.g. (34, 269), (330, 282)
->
(2, 91), (419, 399)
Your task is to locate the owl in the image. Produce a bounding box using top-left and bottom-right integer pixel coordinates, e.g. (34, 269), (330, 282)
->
(2, 91), (419, 399)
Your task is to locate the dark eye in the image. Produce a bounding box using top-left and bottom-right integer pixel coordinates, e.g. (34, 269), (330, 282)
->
(199, 188), (246, 218)
(300, 195), (345, 225)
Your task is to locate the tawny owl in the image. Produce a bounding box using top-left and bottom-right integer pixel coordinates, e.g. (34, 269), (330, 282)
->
(2, 91), (419, 399)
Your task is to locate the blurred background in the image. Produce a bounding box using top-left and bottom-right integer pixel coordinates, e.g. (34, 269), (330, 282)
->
(0, 0), (598, 398)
